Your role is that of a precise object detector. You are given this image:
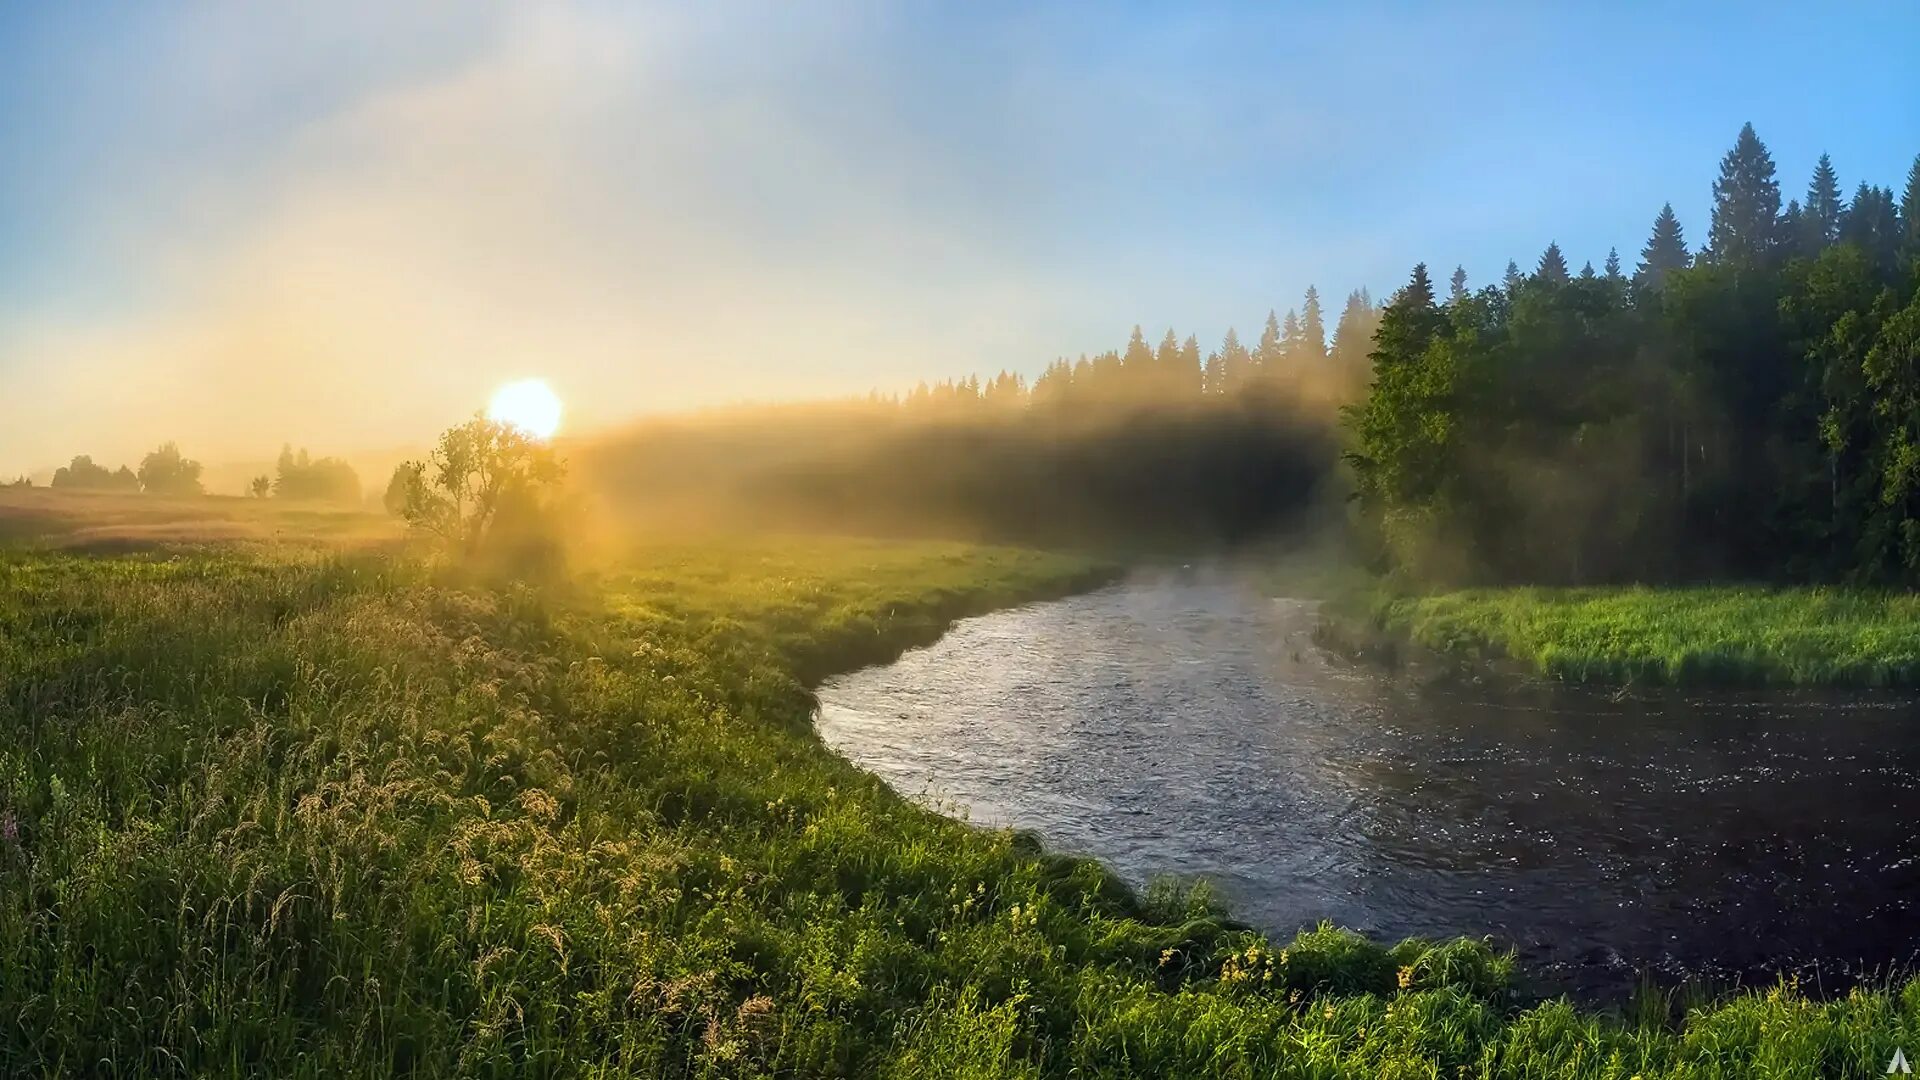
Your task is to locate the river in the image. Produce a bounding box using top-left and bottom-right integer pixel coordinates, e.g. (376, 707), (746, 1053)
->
(814, 566), (1920, 999)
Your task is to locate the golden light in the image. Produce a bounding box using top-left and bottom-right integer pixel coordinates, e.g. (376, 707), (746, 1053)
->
(487, 378), (563, 440)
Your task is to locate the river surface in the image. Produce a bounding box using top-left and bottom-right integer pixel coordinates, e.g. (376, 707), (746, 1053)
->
(814, 567), (1920, 999)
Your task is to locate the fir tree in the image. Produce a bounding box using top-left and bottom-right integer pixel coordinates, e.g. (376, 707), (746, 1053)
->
(1155, 328), (1181, 376)
(1536, 242), (1570, 285)
(1902, 153), (1920, 256)
(1256, 310), (1283, 375)
(1401, 263), (1437, 308)
(1202, 351), (1223, 394)
(1280, 309), (1304, 366)
(1503, 260), (1523, 293)
(1804, 152), (1843, 249)
(1840, 182), (1901, 268)
(1448, 266), (1468, 304)
(1705, 122), (1781, 266)
(1603, 247), (1623, 281)
(1179, 334), (1202, 389)
(1578, 260), (1597, 281)
(1122, 325), (1153, 369)
(1218, 328), (1250, 391)
(1330, 289), (1378, 382)
(1300, 286), (1327, 362)
(1637, 202), (1691, 289)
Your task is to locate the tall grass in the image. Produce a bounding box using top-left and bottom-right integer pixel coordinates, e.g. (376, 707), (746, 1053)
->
(4, 540), (1919, 1076)
(1371, 586), (1920, 686)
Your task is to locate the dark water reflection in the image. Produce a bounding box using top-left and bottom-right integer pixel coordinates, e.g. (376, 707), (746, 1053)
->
(814, 566), (1920, 999)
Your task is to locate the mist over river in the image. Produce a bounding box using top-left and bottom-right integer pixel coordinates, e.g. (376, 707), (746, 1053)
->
(814, 566), (1920, 999)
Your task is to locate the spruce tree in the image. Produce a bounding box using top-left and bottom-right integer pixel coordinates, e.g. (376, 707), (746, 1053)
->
(1179, 334), (1202, 388)
(1536, 242), (1570, 285)
(1804, 152), (1843, 249)
(1705, 122), (1781, 266)
(1637, 202), (1691, 289)
(1902, 153), (1920, 256)
(1448, 266), (1468, 304)
(1604, 247), (1623, 281)
(1779, 199), (1804, 254)
(1330, 289), (1377, 381)
(1578, 260), (1597, 281)
(1280, 309), (1303, 366)
(1503, 260), (1523, 293)
(1401, 263), (1437, 308)
(1218, 328), (1250, 391)
(1156, 328), (1181, 375)
(1256, 310), (1283, 374)
(1840, 182), (1901, 268)
(1300, 286), (1327, 362)
(1202, 351), (1223, 394)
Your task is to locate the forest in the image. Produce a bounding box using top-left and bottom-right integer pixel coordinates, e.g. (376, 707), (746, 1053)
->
(579, 284), (1378, 547)
(1346, 125), (1920, 586)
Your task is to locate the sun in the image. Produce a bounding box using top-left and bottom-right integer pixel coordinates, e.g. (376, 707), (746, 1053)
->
(487, 378), (563, 440)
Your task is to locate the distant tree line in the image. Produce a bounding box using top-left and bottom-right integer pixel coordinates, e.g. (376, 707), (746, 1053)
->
(35, 442), (363, 503)
(251, 446), (361, 504)
(1346, 124), (1920, 584)
(867, 284), (1380, 415)
(46, 443), (204, 496)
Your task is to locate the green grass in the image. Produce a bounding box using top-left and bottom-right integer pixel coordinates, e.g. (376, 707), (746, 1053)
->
(6, 536), (1920, 1076)
(1373, 585), (1920, 686)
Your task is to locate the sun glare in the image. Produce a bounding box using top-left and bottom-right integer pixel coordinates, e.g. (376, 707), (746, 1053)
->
(487, 378), (563, 440)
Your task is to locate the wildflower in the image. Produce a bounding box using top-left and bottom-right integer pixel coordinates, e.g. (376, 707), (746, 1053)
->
(1397, 965), (1415, 990)
(1159, 947), (1176, 967)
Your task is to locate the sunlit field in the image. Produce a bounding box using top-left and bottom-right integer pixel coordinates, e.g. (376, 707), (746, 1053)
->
(1366, 586), (1920, 686)
(0, 486), (398, 552)
(1, 510), (1917, 1077)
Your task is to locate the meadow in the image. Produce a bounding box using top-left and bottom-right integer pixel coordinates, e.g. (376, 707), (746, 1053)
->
(1364, 586), (1920, 687)
(6, 516), (1920, 1077)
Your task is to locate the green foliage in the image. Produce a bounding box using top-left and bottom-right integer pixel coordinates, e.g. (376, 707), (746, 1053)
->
(390, 417), (566, 563)
(1704, 121), (1781, 267)
(135, 441), (204, 496)
(49, 454), (140, 493)
(273, 445), (361, 504)
(1637, 202), (1691, 290)
(1344, 124), (1920, 587)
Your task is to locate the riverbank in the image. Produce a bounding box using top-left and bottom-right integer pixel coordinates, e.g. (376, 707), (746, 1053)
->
(6, 535), (1920, 1075)
(1323, 583), (1920, 687)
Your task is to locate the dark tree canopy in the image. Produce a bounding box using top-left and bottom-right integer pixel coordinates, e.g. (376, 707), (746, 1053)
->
(1705, 122), (1781, 267)
(1637, 203), (1691, 290)
(1535, 242), (1570, 285)
(1343, 124), (1920, 587)
(1803, 152), (1843, 250)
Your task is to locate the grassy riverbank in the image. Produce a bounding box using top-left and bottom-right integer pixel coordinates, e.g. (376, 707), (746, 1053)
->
(1357, 585), (1920, 687)
(6, 532), (1920, 1076)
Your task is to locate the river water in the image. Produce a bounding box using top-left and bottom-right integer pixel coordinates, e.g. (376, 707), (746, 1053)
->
(814, 566), (1920, 999)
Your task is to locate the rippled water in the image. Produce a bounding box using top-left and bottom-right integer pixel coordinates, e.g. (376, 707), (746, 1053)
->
(815, 566), (1920, 998)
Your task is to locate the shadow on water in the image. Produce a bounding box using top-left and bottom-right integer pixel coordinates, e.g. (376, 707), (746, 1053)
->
(814, 564), (1920, 1002)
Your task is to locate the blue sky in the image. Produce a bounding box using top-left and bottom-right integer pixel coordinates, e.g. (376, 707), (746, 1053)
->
(2, 2), (1918, 474)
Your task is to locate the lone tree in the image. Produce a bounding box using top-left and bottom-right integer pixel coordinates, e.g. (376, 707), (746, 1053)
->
(388, 417), (564, 555)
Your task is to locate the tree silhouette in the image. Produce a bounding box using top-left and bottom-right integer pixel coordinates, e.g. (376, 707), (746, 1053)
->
(1705, 122), (1781, 266)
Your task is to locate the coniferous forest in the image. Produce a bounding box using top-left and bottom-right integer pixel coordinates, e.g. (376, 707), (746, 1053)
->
(1347, 125), (1920, 585)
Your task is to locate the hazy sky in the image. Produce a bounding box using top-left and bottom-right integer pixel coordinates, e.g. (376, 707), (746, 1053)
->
(3, 2), (1918, 476)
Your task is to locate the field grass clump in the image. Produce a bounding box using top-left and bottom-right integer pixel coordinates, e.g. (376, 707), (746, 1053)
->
(1372, 585), (1920, 686)
(6, 534), (1920, 1075)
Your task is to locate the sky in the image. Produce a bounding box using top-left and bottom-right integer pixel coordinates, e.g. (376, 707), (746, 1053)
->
(3, 1), (1918, 478)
